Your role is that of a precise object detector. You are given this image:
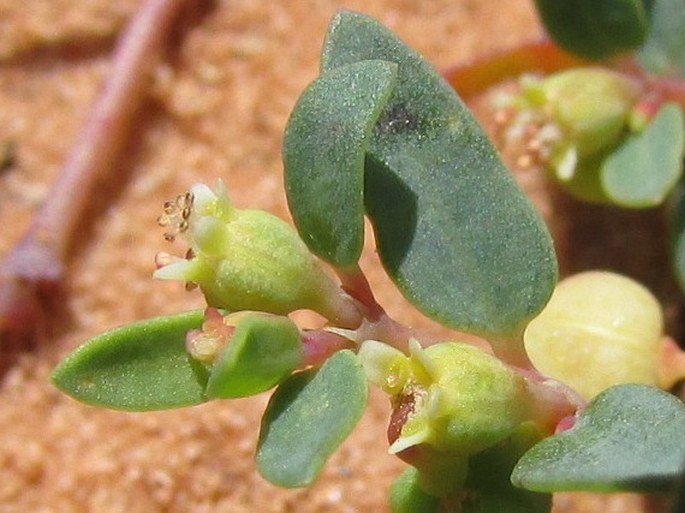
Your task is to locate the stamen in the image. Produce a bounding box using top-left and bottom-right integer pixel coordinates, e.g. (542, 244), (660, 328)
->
(157, 191), (194, 241)
(183, 248), (198, 290)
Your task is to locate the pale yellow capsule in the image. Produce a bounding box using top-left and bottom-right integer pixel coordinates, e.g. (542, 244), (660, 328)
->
(524, 271), (663, 399)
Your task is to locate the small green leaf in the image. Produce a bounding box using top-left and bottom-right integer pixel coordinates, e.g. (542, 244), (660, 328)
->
(51, 310), (209, 411)
(321, 11), (558, 340)
(602, 102), (684, 207)
(534, 0), (649, 60)
(390, 468), (441, 513)
(511, 384), (685, 493)
(205, 314), (303, 399)
(284, 59), (397, 268)
(638, 0), (685, 77)
(256, 349), (368, 487)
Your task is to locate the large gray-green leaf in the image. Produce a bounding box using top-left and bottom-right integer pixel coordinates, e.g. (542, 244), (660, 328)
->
(256, 349), (368, 487)
(51, 310), (209, 411)
(283, 59), (397, 268)
(638, 0), (685, 77)
(321, 11), (558, 340)
(511, 384), (685, 492)
(602, 102), (684, 207)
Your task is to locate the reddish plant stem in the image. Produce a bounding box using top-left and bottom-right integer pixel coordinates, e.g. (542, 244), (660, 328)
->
(658, 336), (685, 390)
(616, 57), (685, 108)
(0, 0), (203, 339)
(301, 329), (356, 367)
(443, 36), (685, 112)
(443, 37), (590, 100)
(335, 264), (443, 352)
(336, 264), (385, 319)
(648, 76), (685, 106)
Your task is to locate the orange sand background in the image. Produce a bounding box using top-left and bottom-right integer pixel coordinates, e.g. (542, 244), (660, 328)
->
(0, 1), (678, 511)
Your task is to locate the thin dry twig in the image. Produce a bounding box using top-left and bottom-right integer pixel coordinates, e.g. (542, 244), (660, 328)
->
(0, 0), (204, 346)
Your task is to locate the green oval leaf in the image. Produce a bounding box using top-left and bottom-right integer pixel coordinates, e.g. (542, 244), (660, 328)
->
(511, 384), (685, 493)
(534, 0), (649, 60)
(205, 314), (303, 399)
(256, 349), (368, 487)
(638, 0), (685, 77)
(321, 11), (558, 340)
(51, 310), (209, 411)
(602, 102), (684, 207)
(284, 59), (397, 268)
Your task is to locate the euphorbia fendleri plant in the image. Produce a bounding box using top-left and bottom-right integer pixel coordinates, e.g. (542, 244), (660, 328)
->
(52, 11), (685, 513)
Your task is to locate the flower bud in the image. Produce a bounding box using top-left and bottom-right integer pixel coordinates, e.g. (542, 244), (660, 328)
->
(505, 69), (641, 197)
(359, 340), (571, 455)
(525, 68), (641, 159)
(359, 339), (575, 496)
(155, 181), (360, 326)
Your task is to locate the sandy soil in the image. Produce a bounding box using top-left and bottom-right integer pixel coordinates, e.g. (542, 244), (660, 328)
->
(0, 0), (679, 511)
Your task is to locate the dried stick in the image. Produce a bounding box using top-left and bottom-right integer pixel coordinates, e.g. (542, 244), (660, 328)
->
(0, 0), (203, 342)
